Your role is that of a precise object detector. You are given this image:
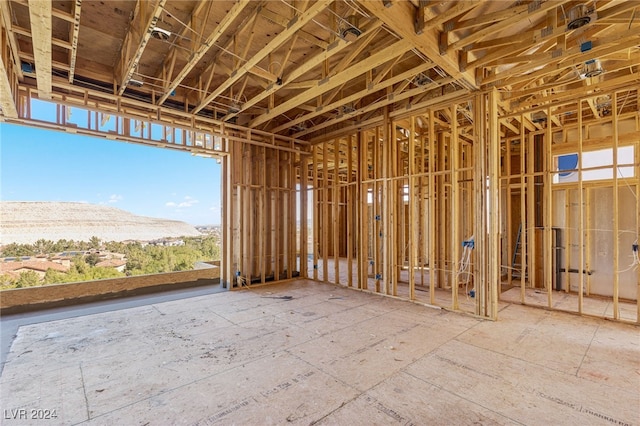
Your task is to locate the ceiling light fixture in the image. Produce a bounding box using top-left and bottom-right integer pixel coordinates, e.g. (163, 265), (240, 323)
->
(583, 59), (604, 78)
(151, 26), (171, 41)
(567, 4), (595, 30)
(127, 78), (144, 88)
(339, 15), (361, 41)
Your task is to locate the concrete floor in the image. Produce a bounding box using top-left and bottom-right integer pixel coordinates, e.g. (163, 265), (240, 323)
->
(1, 279), (638, 425)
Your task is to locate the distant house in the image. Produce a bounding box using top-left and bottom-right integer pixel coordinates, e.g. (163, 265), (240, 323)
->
(0, 260), (70, 280)
(95, 259), (127, 273)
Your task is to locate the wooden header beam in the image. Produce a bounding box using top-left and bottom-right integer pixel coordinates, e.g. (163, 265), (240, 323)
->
(28, 0), (52, 99)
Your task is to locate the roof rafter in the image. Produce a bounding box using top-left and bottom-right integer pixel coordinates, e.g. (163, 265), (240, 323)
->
(250, 38), (413, 128)
(157, 0), (251, 106)
(67, 0), (82, 83)
(0, 0), (23, 80)
(357, 0), (477, 89)
(0, 55), (18, 118)
(446, 0), (571, 53)
(482, 29), (640, 86)
(116, 0), (167, 96)
(426, 1), (482, 29)
(193, 0), (333, 115)
(28, 0), (52, 99)
(276, 62), (442, 135)
(222, 20), (384, 122)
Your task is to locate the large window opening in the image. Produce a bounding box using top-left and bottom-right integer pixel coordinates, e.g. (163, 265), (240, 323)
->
(1, 110), (222, 290)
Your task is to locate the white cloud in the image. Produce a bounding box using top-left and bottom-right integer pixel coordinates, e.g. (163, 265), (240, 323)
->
(165, 196), (199, 209)
(108, 194), (122, 203)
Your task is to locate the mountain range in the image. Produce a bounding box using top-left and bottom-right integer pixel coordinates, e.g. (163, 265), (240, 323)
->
(0, 202), (201, 245)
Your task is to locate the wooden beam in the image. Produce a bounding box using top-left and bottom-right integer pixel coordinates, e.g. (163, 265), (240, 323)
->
(447, 1), (571, 53)
(193, 0), (332, 114)
(272, 61), (436, 134)
(357, 0), (477, 89)
(0, 55), (18, 118)
(223, 20), (384, 122)
(483, 31), (640, 87)
(28, 0), (52, 99)
(293, 76), (457, 138)
(426, 1), (481, 28)
(0, 0), (23, 80)
(259, 7), (329, 50)
(250, 39), (413, 127)
(67, 0), (82, 83)
(157, 1), (251, 105)
(487, 88), (500, 320)
(116, 0), (167, 96)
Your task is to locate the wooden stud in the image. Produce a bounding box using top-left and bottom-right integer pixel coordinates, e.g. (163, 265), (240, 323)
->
(527, 130), (536, 293)
(545, 106), (553, 308)
(323, 141), (329, 282)
(409, 116), (416, 300)
(300, 152), (308, 279)
(520, 113), (527, 303)
(347, 135), (353, 287)
(313, 145), (319, 281)
(612, 92), (619, 319)
(359, 130), (368, 290)
(333, 139), (340, 285)
(488, 89), (500, 320)
(451, 104), (460, 310)
(428, 109), (436, 305)
(473, 94), (486, 316)
(578, 99), (584, 314)
(505, 138), (513, 287)
(261, 145), (267, 284)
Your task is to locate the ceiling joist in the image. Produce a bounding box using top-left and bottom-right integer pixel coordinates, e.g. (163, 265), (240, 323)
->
(67, 0), (81, 83)
(222, 20), (385, 122)
(0, 55), (18, 118)
(157, 0), (251, 106)
(193, 0), (333, 115)
(357, 0), (477, 89)
(28, 0), (52, 99)
(116, 0), (167, 95)
(250, 39), (413, 128)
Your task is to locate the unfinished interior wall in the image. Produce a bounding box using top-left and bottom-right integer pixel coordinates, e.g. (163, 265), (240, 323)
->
(308, 93), (501, 319)
(222, 136), (308, 289)
(499, 88), (639, 322)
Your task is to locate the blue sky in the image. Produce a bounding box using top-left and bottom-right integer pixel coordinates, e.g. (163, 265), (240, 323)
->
(0, 123), (222, 225)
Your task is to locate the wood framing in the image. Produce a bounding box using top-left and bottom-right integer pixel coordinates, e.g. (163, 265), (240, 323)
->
(1, 0), (638, 324)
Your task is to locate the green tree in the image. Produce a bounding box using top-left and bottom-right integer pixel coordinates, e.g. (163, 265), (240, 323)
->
(33, 239), (54, 255)
(0, 273), (16, 289)
(1, 243), (35, 257)
(14, 271), (40, 288)
(89, 236), (101, 250)
(85, 253), (101, 266)
(44, 269), (66, 284)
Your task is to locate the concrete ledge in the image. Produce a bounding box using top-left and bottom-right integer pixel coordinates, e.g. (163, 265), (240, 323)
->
(0, 267), (220, 315)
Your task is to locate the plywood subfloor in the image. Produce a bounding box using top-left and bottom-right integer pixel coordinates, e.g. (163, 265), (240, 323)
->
(1, 279), (638, 425)
(500, 286), (638, 323)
